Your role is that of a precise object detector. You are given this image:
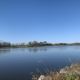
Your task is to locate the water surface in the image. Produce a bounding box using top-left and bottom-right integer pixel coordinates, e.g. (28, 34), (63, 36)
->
(0, 46), (80, 80)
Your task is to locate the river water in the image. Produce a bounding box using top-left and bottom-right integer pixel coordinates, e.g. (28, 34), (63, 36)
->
(0, 46), (80, 80)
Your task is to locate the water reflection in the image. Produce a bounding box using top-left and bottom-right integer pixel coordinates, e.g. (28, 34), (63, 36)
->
(0, 46), (80, 80)
(11, 48), (25, 52)
(28, 46), (71, 53)
(0, 49), (10, 54)
(28, 47), (47, 52)
(20, 48), (25, 52)
(74, 46), (80, 49)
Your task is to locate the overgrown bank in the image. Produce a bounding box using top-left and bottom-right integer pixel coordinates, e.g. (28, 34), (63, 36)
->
(32, 62), (80, 80)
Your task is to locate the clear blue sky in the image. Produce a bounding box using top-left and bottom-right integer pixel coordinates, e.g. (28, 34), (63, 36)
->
(0, 0), (80, 43)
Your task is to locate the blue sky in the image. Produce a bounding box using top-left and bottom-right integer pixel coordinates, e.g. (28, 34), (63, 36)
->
(0, 0), (80, 43)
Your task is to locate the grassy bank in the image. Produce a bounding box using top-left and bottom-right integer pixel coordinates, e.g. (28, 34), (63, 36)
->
(32, 62), (80, 80)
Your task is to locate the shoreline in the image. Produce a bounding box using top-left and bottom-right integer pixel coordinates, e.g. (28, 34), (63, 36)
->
(0, 45), (80, 48)
(33, 62), (80, 80)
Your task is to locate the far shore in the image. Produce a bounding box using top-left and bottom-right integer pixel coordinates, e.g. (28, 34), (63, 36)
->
(0, 44), (80, 49)
(0, 41), (80, 48)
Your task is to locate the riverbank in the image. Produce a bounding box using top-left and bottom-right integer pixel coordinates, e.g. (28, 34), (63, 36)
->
(32, 62), (80, 80)
(0, 44), (80, 49)
(0, 41), (80, 48)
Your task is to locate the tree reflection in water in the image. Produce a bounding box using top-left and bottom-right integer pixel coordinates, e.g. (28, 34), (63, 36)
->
(0, 49), (10, 54)
(28, 47), (47, 52)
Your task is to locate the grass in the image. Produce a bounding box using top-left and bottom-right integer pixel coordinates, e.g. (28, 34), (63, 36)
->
(64, 73), (80, 80)
(32, 71), (80, 80)
(31, 60), (80, 80)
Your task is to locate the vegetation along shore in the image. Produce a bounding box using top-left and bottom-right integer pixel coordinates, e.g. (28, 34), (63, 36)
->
(0, 40), (80, 48)
(32, 62), (80, 80)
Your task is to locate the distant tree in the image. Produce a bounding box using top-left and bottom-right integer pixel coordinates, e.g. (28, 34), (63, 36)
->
(32, 41), (38, 46)
(39, 42), (43, 46)
(20, 43), (25, 46)
(28, 41), (32, 46)
(0, 41), (11, 47)
(43, 41), (47, 46)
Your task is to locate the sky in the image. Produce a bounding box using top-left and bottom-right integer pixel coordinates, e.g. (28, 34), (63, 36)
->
(0, 0), (80, 43)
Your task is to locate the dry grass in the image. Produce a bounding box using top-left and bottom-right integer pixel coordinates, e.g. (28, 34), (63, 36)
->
(49, 71), (65, 80)
(31, 60), (80, 80)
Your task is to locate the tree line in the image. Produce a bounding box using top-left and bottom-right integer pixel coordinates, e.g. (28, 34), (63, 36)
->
(0, 41), (52, 48)
(0, 40), (80, 48)
(27, 41), (52, 47)
(0, 41), (11, 47)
